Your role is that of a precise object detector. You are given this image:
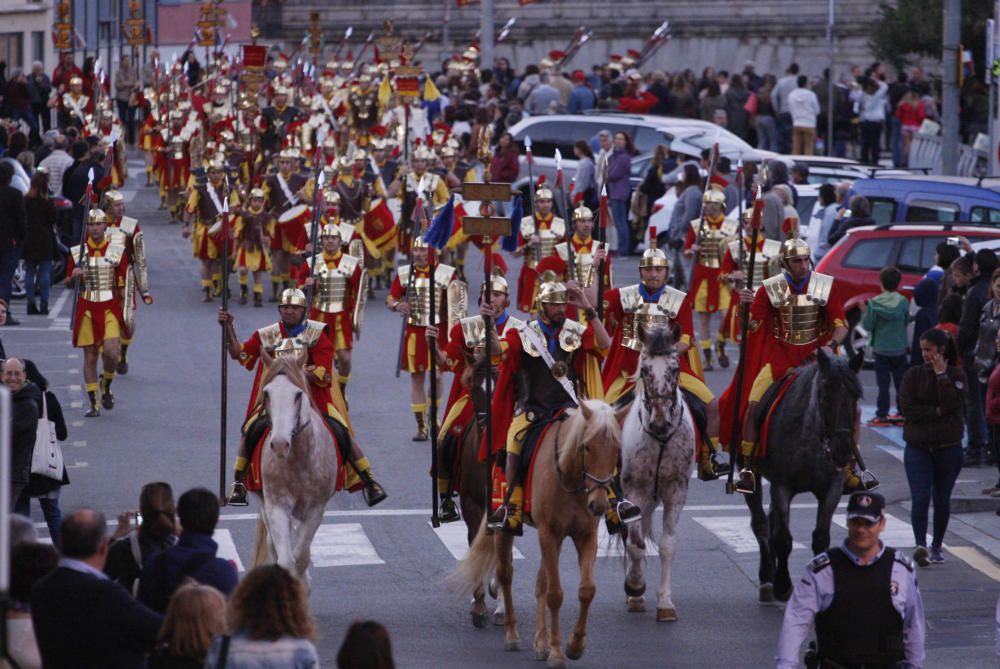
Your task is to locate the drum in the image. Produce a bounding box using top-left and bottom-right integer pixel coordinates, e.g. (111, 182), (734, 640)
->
(278, 204), (312, 252)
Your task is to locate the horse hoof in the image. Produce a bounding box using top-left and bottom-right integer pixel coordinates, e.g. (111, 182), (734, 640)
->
(493, 610), (505, 626)
(566, 634), (586, 660)
(488, 579), (499, 599)
(624, 581), (646, 598)
(547, 656), (567, 669)
(504, 639), (520, 652)
(656, 607), (678, 622)
(535, 649), (549, 661)
(471, 611), (488, 629)
(759, 583), (775, 604)
(627, 596), (646, 613)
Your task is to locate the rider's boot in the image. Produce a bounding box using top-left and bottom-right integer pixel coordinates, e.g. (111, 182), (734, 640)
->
(702, 342), (714, 371)
(716, 335), (730, 368)
(697, 439), (720, 481)
(84, 385), (100, 418)
(353, 459), (387, 507)
(488, 453), (523, 535)
(338, 374), (349, 400)
(439, 495), (460, 523)
(843, 459), (879, 494)
(500, 484), (524, 536)
(100, 371), (115, 411)
(412, 404), (429, 442)
(735, 441), (758, 494)
(228, 459), (249, 506)
(201, 280), (213, 303)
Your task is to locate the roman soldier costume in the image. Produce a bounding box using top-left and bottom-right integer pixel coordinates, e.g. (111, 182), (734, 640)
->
(233, 188), (274, 307)
(515, 183), (565, 313)
(717, 221), (781, 347)
(103, 191), (152, 375)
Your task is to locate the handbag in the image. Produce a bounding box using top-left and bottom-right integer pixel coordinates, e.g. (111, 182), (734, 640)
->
(30, 393), (64, 480)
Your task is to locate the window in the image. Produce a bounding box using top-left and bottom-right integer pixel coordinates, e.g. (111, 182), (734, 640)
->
(633, 126), (664, 154)
(868, 197), (897, 225)
(0, 33), (23, 69)
(897, 238), (925, 273)
(842, 238), (897, 270)
(904, 200), (959, 223)
(30, 32), (43, 65)
(795, 196), (818, 227)
(970, 206), (1000, 225)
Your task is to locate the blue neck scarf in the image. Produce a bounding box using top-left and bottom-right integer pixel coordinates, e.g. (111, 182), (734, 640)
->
(286, 321), (306, 337)
(494, 311), (509, 330)
(639, 283), (666, 302)
(536, 318), (560, 353)
(785, 271), (810, 293)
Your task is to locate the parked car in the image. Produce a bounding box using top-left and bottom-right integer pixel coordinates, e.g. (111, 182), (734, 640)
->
(814, 223), (1000, 359)
(849, 176), (1000, 225)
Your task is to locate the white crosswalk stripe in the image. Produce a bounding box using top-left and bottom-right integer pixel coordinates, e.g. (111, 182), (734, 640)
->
(596, 522), (656, 557)
(431, 522), (525, 560)
(212, 529), (245, 573)
(694, 516), (807, 554)
(310, 523), (384, 567)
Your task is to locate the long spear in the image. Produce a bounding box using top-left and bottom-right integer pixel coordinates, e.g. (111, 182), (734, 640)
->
(523, 136), (539, 263)
(725, 175), (765, 494)
(394, 178), (425, 378)
(219, 175), (232, 504)
(304, 143), (327, 307)
(595, 154), (609, 319)
(333, 26), (353, 60)
(68, 169), (95, 331)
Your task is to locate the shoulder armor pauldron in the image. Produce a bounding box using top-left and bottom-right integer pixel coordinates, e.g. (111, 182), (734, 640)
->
(257, 323), (283, 351)
(397, 264), (411, 286)
(658, 286), (687, 319)
(721, 218), (739, 238)
(504, 316), (526, 333)
(460, 315), (486, 348)
(435, 263), (456, 286)
(555, 242), (569, 262)
(559, 319), (586, 352)
(520, 216), (536, 237)
(806, 272), (834, 307)
(338, 254), (361, 275)
(620, 285), (643, 313)
(550, 217), (566, 238)
(119, 216), (138, 236)
(762, 239), (782, 257)
(301, 320), (326, 346)
(808, 552), (831, 573)
(763, 274), (790, 308)
(104, 242), (126, 266)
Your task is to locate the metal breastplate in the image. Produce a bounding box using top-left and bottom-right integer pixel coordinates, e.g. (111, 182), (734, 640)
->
(728, 238), (781, 287)
(312, 255), (359, 314)
(169, 137), (186, 160)
(556, 241), (600, 287)
(79, 245), (124, 302)
(763, 273), (833, 346)
(257, 321), (325, 357)
(696, 219), (737, 268)
(399, 264), (456, 327)
(515, 320), (585, 412)
(522, 216), (565, 268)
(619, 285), (687, 351)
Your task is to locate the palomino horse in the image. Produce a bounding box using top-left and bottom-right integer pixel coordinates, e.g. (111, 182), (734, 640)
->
(745, 349), (863, 603)
(451, 399), (623, 669)
(252, 351), (340, 583)
(620, 327), (696, 622)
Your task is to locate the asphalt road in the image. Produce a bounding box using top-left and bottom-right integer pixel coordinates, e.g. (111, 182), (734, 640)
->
(3, 156), (998, 668)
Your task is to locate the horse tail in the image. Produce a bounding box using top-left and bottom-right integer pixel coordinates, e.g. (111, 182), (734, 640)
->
(446, 514), (496, 598)
(253, 512), (270, 568)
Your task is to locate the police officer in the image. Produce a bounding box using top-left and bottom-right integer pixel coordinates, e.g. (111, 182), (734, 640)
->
(775, 492), (926, 669)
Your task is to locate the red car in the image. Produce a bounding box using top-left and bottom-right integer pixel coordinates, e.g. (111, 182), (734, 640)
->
(814, 223), (1000, 359)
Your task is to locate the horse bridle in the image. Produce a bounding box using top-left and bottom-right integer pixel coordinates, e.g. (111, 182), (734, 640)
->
(263, 373), (312, 440)
(639, 370), (684, 501)
(552, 421), (614, 495)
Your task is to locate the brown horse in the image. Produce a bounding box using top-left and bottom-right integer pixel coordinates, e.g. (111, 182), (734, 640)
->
(251, 351), (340, 586)
(451, 399), (623, 668)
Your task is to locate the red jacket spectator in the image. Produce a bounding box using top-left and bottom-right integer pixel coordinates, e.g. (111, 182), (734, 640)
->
(617, 90), (658, 114)
(489, 145), (520, 183)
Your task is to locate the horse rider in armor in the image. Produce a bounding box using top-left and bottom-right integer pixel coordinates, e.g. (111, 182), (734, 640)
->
(602, 230), (728, 481)
(730, 238), (876, 494)
(485, 280), (640, 536)
(218, 289), (387, 507)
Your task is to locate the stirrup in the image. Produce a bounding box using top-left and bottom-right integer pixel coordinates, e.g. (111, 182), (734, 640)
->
(362, 480), (388, 507)
(228, 482), (249, 506)
(486, 505), (507, 530)
(860, 469), (880, 490)
(616, 499), (642, 524)
(711, 451), (732, 476)
(735, 469), (756, 495)
(439, 498), (460, 523)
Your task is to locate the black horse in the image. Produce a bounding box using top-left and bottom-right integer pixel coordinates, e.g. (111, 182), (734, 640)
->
(744, 348), (864, 603)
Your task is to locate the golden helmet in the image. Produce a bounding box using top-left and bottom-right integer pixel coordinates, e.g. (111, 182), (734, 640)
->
(69, 75), (83, 86)
(572, 204), (593, 222)
(536, 281), (568, 305)
(206, 155), (226, 172)
(249, 187), (265, 199)
(278, 147), (300, 161)
(639, 247), (669, 269)
(780, 238), (811, 264)
(484, 273), (509, 296)
(535, 184), (554, 201)
(412, 145), (435, 161)
(353, 149), (367, 162)
(320, 223), (344, 238)
(411, 234), (431, 250)
(278, 288), (307, 307)
(99, 108), (114, 121)
(87, 209), (107, 225)
(336, 156), (354, 173)
(702, 189), (726, 205)
(323, 190), (341, 206)
(103, 190), (124, 206)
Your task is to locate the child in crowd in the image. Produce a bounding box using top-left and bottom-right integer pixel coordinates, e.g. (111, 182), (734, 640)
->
(863, 266), (910, 425)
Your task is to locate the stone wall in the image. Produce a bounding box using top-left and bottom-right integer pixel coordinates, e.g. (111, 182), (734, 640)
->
(256, 0), (927, 79)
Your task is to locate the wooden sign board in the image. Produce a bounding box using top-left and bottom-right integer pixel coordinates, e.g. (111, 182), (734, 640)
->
(463, 216), (511, 237)
(462, 183), (511, 201)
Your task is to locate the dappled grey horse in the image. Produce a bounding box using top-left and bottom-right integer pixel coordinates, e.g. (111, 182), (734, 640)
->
(745, 349), (863, 603)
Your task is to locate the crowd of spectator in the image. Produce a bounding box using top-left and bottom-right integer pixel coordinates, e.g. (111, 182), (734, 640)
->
(3, 484), (397, 669)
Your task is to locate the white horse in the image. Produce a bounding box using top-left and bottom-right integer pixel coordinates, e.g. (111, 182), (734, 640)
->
(620, 326), (696, 622)
(252, 350), (340, 583)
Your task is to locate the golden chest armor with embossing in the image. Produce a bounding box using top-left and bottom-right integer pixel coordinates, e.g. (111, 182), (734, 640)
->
(696, 219), (738, 268)
(763, 272), (834, 346)
(461, 314), (525, 354)
(257, 321), (325, 358)
(518, 319), (585, 357)
(399, 264), (456, 328)
(727, 238), (782, 288)
(619, 284), (687, 351)
(556, 241), (601, 287)
(522, 216), (565, 268)
(73, 243), (123, 302)
(311, 255), (359, 314)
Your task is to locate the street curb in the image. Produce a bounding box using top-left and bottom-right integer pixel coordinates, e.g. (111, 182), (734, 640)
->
(952, 496), (1000, 514)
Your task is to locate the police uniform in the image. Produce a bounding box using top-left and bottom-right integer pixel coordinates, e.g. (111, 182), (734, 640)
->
(776, 493), (926, 669)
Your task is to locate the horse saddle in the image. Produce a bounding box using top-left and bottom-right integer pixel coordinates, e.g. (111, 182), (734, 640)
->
(244, 412), (352, 465)
(512, 409), (567, 484)
(680, 389), (708, 440)
(753, 373), (798, 435)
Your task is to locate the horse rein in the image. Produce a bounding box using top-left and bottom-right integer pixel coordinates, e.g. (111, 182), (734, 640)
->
(638, 375), (684, 501)
(263, 372), (312, 440)
(552, 421), (614, 496)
